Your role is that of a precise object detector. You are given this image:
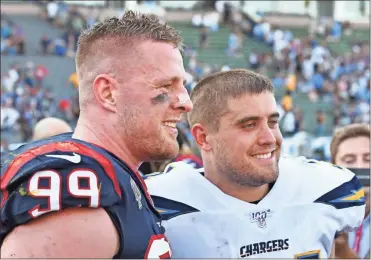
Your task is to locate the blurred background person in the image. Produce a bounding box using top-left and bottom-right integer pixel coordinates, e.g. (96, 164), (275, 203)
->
(331, 124), (370, 259)
(32, 116), (72, 141)
(1, 117), (72, 158)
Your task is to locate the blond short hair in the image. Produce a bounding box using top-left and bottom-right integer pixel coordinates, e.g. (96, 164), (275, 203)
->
(76, 11), (182, 70)
(75, 11), (183, 109)
(330, 124), (370, 163)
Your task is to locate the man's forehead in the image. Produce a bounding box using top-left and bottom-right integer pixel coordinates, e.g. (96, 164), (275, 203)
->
(151, 73), (188, 84)
(339, 150), (370, 155)
(338, 138), (370, 153)
(222, 109), (280, 124)
(137, 40), (183, 60)
(224, 94), (278, 119)
(138, 61), (186, 85)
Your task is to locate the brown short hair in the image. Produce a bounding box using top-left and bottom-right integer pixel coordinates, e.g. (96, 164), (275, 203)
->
(330, 124), (370, 163)
(188, 69), (274, 132)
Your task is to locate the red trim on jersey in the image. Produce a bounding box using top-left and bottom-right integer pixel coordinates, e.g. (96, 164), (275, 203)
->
(1, 190), (9, 209)
(144, 234), (171, 259)
(0, 142), (122, 198)
(353, 224), (363, 255)
(89, 142), (149, 204)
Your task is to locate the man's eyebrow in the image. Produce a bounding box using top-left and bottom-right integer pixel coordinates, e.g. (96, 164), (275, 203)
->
(152, 77), (187, 88)
(234, 112), (280, 125)
(340, 154), (356, 159)
(269, 112), (280, 118)
(235, 116), (260, 125)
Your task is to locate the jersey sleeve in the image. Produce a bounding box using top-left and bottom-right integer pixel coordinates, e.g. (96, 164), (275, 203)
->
(1, 143), (122, 243)
(146, 162), (201, 221)
(307, 160), (366, 233)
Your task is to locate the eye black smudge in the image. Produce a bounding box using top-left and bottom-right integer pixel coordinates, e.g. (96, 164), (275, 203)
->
(151, 93), (169, 105)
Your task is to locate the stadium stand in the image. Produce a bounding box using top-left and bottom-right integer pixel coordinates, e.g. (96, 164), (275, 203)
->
(1, 0), (369, 163)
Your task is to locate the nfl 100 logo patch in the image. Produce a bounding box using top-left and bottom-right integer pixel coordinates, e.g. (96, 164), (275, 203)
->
(250, 209), (272, 228)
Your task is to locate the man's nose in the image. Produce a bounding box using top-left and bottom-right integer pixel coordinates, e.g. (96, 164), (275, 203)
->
(173, 91), (193, 112)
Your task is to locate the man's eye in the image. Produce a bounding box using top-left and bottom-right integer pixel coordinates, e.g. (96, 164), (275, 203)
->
(162, 84), (172, 89)
(269, 120), (279, 127)
(343, 158), (356, 164)
(244, 123), (256, 129)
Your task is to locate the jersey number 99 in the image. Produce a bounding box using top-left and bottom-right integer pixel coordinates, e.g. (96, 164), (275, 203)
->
(28, 169), (100, 218)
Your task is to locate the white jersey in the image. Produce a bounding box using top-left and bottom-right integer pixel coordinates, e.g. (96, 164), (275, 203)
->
(146, 156), (366, 258)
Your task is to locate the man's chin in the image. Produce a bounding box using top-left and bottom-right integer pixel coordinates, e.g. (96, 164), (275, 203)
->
(149, 146), (179, 162)
(259, 168), (279, 183)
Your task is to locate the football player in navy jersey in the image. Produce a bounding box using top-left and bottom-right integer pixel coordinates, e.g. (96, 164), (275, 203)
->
(1, 11), (192, 258)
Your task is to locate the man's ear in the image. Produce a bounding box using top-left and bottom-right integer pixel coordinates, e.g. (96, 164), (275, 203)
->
(92, 74), (117, 113)
(191, 123), (212, 152)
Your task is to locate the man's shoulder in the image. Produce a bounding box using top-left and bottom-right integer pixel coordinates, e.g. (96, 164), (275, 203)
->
(1, 134), (123, 197)
(0, 134), (127, 243)
(145, 161), (201, 189)
(279, 155), (364, 209)
(145, 162), (203, 219)
(280, 155), (355, 182)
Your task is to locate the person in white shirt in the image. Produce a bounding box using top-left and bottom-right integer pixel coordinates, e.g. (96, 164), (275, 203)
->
(1, 98), (19, 130)
(280, 109), (296, 136)
(146, 69), (365, 258)
(331, 124), (370, 259)
(311, 43), (330, 65)
(302, 54), (314, 80)
(46, 1), (59, 24)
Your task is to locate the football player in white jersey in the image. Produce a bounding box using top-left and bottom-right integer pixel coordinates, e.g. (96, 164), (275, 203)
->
(146, 69), (366, 258)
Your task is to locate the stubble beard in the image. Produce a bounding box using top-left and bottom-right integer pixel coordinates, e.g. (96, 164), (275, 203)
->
(215, 145), (280, 188)
(119, 111), (179, 162)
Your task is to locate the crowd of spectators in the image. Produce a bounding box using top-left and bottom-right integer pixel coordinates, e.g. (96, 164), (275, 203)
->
(188, 1), (370, 138)
(38, 0), (100, 57)
(1, 62), (79, 149)
(1, 1), (369, 163)
(1, 13), (26, 55)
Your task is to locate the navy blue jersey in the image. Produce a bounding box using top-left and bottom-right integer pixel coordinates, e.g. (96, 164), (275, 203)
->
(0, 133), (171, 259)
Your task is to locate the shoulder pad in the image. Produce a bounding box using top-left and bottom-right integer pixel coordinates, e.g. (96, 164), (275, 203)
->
(147, 161), (199, 191)
(163, 161), (195, 174)
(1, 140), (122, 241)
(142, 172), (163, 180)
(280, 156), (365, 209)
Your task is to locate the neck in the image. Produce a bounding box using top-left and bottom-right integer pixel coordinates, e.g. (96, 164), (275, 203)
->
(72, 116), (141, 171)
(204, 165), (270, 203)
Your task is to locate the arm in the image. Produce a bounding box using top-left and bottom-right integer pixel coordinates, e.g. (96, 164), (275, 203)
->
(330, 238), (360, 259)
(335, 246), (360, 259)
(1, 207), (119, 258)
(330, 243), (335, 259)
(334, 232), (360, 259)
